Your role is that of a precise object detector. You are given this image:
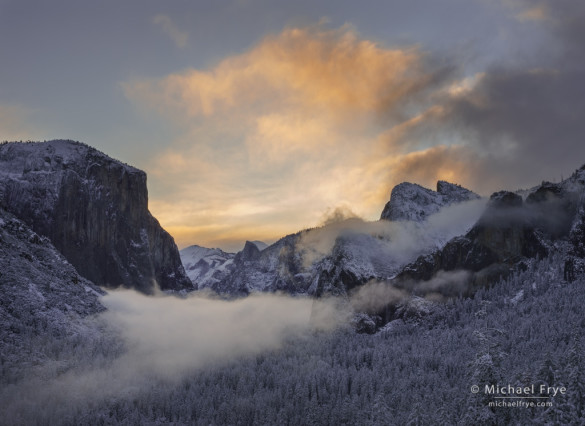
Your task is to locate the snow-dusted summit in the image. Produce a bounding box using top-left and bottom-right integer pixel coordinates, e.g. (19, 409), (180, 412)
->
(380, 181), (480, 222)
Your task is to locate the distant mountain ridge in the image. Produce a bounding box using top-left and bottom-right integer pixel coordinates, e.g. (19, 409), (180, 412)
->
(180, 244), (235, 288)
(0, 140), (192, 293)
(181, 180), (485, 296)
(180, 168), (585, 331)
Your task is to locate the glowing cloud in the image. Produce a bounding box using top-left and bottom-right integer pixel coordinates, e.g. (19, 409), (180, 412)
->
(127, 25), (425, 119)
(123, 25), (469, 250)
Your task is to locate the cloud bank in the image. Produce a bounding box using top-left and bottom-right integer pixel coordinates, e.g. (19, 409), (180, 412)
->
(1, 290), (344, 422)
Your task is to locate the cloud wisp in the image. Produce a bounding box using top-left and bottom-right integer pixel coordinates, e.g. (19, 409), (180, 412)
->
(350, 269), (472, 314)
(153, 14), (189, 48)
(297, 198), (487, 269)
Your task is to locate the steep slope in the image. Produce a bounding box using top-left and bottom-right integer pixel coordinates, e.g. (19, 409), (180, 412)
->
(0, 207), (106, 383)
(395, 191), (546, 293)
(380, 180), (480, 221)
(0, 140), (192, 293)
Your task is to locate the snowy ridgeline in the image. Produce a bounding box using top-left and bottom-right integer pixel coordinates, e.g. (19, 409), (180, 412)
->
(180, 166), (585, 304)
(179, 197), (488, 295)
(1, 252), (584, 425)
(380, 180), (480, 222)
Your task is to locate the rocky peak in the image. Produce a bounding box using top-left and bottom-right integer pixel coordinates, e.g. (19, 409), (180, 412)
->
(0, 140), (192, 294)
(236, 240), (262, 262)
(526, 181), (563, 204)
(380, 180), (480, 222)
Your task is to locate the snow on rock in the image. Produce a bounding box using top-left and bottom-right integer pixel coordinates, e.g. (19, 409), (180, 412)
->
(380, 181), (480, 222)
(509, 289), (524, 305)
(185, 197), (486, 297)
(180, 245), (235, 288)
(0, 140), (192, 293)
(0, 207), (106, 383)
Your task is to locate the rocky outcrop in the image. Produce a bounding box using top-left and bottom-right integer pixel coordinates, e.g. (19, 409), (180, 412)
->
(0, 140), (192, 293)
(396, 190), (553, 292)
(235, 241), (263, 263)
(380, 180), (480, 222)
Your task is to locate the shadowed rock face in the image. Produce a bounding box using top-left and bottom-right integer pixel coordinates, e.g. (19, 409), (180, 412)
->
(0, 140), (192, 294)
(395, 190), (549, 293)
(469, 191), (546, 263)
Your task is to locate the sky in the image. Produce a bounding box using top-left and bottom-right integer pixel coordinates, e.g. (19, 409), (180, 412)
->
(1, 0), (584, 252)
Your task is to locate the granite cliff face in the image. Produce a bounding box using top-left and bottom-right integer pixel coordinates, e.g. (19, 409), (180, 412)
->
(394, 171), (585, 296)
(0, 140), (192, 293)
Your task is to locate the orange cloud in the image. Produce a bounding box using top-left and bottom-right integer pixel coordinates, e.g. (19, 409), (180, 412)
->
(123, 25), (468, 250)
(500, 0), (550, 23)
(124, 25), (426, 122)
(385, 145), (477, 188)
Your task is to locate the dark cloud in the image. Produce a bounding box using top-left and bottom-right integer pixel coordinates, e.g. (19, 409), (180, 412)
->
(391, 1), (585, 194)
(462, 2), (585, 180)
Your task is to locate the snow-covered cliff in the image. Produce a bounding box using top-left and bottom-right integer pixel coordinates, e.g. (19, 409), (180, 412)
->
(0, 140), (192, 293)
